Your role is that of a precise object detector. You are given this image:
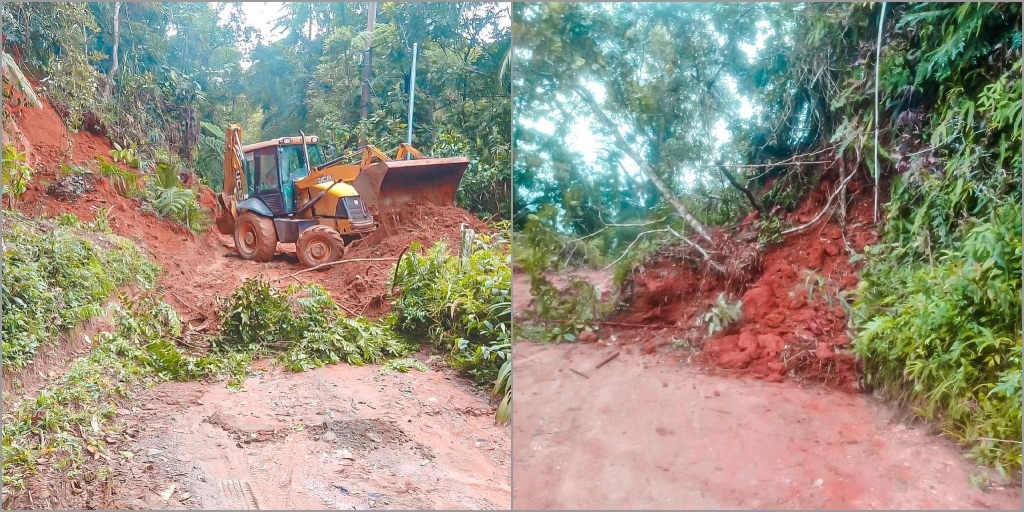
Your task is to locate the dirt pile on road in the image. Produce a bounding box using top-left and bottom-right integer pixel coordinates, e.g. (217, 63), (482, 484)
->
(616, 171), (880, 390)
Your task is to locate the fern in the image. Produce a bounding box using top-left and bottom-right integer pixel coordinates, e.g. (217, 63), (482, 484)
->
(143, 186), (206, 232)
(95, 158), (139, 197)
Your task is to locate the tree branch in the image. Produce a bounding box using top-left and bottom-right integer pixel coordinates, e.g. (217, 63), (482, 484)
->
(569, 83), (714, 244)
(717, 163), (764, 214)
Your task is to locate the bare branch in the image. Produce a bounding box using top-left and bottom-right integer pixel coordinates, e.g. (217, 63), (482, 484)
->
(717, 164), (764, 214)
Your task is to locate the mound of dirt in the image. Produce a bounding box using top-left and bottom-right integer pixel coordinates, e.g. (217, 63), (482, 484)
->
(615, 172), (881, 390)
(326, 203), (489, 316)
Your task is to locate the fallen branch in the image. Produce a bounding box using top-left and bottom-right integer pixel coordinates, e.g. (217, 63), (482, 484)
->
(390, 246), (410, 294)
(666, 226), (725, 273)
(271, 257), (400, 282)
(595, 351), (621, 369)
(781, 168), (858, 236)
(711, 159), (832, 169)
(602, 228), (671, 271)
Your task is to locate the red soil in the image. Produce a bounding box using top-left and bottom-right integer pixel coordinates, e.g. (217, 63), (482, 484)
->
(614, 170), (882, 391)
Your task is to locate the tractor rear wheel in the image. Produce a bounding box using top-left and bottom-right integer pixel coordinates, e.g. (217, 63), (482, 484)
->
(234, 212), (277, 262)
(296, 225), (347, 269)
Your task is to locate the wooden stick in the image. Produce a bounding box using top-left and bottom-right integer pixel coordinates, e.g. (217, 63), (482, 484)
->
(594, 320), (673, 328)
(781, 169), (857, 235)
(569, 368), (590, 379)
(594, 351), (621, 369)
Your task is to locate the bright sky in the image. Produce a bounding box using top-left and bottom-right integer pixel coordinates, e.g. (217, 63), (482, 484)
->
(518, 17), (770, 192)
(234, 2), (286, 43)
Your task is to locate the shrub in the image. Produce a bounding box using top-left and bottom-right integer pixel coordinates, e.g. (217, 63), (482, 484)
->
(2, 144), (33, 204)
(390, 230), (512, 421)
(216, 280), (414, 371)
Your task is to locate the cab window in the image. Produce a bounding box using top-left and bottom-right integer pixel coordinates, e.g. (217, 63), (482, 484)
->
(279, 145), (311, 182)
(244, 153), (255, 195)
(254, 147), (278, 192)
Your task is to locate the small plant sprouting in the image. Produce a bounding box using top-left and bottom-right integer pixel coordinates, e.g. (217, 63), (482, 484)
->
(702, 293), (743, 336)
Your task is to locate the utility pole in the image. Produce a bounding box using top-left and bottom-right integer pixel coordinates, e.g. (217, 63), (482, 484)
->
(359, 2), (376, 148)
(406, 42), (418, 152)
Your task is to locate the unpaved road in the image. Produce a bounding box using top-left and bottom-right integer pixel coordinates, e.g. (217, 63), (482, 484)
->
(512, 341), (1021, 510)
(110, 360), (510, 510)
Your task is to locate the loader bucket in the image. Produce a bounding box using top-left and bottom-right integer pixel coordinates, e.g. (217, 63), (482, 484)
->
(352, 156), (470, 215)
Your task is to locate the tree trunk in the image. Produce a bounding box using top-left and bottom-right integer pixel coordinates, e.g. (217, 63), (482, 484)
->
(359, 2), (376, 148)
(104, 2), (122, 99)
(571, 84), (714, 244)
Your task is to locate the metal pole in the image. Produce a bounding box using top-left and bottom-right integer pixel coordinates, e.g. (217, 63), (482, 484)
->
(873, 2), (887, 224)
(406, 42), (418, 153)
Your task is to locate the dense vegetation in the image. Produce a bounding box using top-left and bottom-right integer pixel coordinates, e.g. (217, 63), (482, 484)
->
(390, 224), (512, 421)
(2, 2), (510, 217)
(514, 2), (1021, 475)
(1, 212), (160, 369)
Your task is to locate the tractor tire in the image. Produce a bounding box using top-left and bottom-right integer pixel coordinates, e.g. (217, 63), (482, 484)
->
(296, 225), (347, 269)
(234, 212), (277, 262)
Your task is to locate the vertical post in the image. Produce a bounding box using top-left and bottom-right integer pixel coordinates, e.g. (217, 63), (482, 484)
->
(873, 2), (887, 224)
(359, 2), (377, 148)
(406, 42), (418, 156)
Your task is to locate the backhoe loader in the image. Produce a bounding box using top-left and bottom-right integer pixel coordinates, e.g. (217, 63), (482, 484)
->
(214, 124), (469, 268)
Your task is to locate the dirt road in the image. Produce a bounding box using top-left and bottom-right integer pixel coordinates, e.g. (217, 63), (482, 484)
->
(110, 360), (510, 510)
(512, 341), (1021, 510)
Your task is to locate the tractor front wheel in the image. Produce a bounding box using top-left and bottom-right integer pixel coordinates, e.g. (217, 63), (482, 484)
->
(296, 225), (347, 269)
(234, 212), (277, 262)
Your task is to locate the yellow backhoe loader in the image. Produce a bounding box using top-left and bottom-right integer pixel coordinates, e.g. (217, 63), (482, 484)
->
(214, 124), (469, 267)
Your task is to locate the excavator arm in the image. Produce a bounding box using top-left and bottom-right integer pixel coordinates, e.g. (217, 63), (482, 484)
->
(215, 124), (247, 235)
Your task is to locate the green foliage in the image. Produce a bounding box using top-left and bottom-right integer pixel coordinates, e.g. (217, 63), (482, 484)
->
(2, 144), (33, 204)
(757, 215), (784, 246)
(702, 293), (743, 337)
(514, 206), (617, 343)
(95, 157), (140, 197)
(216, 279), (415, 371)
(380, 358), (429, 375)
(108, 141), (140, 169)
(1, 213), (160, 369)
(391, 234), (511, 384)
(850, 4), (1023, 476)
(142, 186), (207, 232)
(389, 230), (512, 419)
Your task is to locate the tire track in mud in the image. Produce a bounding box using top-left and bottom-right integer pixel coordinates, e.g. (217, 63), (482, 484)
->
(113, 361), (511, 510)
